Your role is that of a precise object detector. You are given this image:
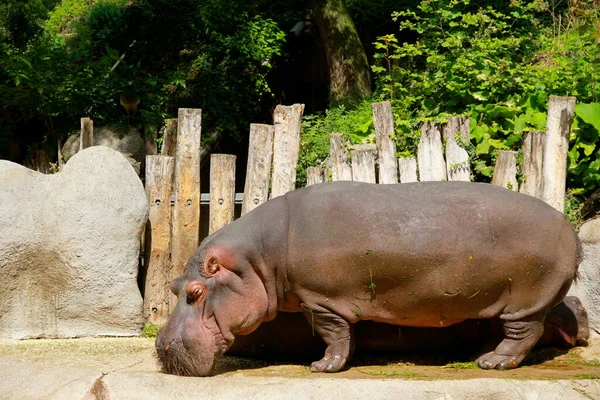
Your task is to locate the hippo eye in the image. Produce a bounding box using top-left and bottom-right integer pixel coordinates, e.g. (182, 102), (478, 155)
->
(185, 281), (206, 303)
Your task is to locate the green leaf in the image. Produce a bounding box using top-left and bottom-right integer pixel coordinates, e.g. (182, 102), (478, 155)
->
(580, 142), (597, 157)
(476, 139), (491, 155)
(575, 103), (600, 132)
(487, 138), (509, 150)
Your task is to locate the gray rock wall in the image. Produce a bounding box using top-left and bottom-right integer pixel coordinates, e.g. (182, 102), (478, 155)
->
(568, 218), (600, 337)
(0, 146), (148, 339)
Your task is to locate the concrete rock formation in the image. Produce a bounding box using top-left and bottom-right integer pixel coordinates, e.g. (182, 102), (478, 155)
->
(0, 146), (148, 339)
(62, 126), (147, 174)
(569, 218), (600, 336)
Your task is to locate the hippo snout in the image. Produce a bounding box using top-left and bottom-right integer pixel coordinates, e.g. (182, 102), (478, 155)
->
(156, 329), (219, 377)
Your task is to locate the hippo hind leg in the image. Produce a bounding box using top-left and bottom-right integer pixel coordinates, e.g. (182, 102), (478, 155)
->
(301, 303), (354, 373)
(477, 311), (545, 370)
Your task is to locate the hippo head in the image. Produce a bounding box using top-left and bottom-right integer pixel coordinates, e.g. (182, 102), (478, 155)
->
(539, 296), (590, 347)
(155, 242), (269, 376)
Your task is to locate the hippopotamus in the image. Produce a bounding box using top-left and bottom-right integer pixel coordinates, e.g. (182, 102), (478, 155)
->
(156, 181), (583, 376)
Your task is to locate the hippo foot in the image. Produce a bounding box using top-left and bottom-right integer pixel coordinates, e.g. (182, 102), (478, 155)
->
(309, 355), (347, 373)
(476, 312), (546, 370)
(476, 352), (520, 370)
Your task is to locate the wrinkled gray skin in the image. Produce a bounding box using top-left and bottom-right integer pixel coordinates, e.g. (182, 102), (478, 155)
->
(156, 181), (582, 376)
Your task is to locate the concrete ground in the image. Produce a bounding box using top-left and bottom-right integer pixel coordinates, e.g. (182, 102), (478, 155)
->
(1, 337), (600, 399)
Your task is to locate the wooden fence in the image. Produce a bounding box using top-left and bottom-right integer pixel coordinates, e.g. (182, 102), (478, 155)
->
(142, 96), (576, 325)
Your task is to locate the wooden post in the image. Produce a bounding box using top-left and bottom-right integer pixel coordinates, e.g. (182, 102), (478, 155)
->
(330, 134), (352, 181)
(520, 130), (545, 198)
(442, 116), (470, 145)
(171, 108), (202, 280)
(80, 117), (93, 150)
(34, 149), (52, 174)
(398, 157), (418, 183)
(351, 144), (376, 183)
(57, 139), (64, 171)
(162, 119), (178, 157)
(417, 122), (447, 181)
(306, 166), (324, 186)
(371, 101), (398, 184)
(271, 104), (305, 198)
(144, 155), (175, 324)
(442, 116), (470, 182)
(491, 150), (518, 191)
(542, 96), (576, 212)
(242, 124), (275, 215)
(209, 154), (236, 234)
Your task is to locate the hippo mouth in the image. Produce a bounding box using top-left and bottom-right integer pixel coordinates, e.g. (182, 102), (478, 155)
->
(156, 315), (232, 377)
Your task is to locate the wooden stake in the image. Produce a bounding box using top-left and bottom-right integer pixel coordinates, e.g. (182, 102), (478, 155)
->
(351, 145), (376, 183)
(57, 139), (64, 171)
(542, 96), (576, 212)
(171, 108), (202, 279)
(417, 122), (447, 181)
(520, 130), (545, 198)
(442, 116), (471, 182)
(271, 104), (305, 198)
(242, 124), (274, 215)
(491, 150), (518, 191)
(80, 117), (93, 150)
(398, 157), (418, 183)
(306, 166), (324, 186)
(330, 134), (352, 181)
(144, 155), (175, 324)
(162, 119), (178, 157)
(209, 154), (236, 234)
(372, 101), (398, 184)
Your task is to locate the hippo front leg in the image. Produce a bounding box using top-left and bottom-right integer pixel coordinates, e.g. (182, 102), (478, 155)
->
(301, 303), (354, 372)
(477, 311), (545, 370)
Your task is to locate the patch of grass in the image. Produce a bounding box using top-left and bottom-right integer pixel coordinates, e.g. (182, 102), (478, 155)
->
(573, 374), (600, 380)
(141, 322), (160, 338)
(442, 361), (478, 370)
(357, 369), (424, 378)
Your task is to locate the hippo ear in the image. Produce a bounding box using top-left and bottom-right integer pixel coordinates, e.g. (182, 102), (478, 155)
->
(204, 256), (221, 276)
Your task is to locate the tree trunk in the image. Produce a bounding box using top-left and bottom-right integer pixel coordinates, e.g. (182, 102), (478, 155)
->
(310, 0), (371, 107)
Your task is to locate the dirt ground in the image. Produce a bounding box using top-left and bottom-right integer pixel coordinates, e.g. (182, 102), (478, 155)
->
(1, 336), (600, 381)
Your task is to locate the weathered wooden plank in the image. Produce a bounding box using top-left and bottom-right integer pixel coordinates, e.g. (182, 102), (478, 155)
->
(442, 116), (471, 182)
(398, 157), (418, 183)
(351, 144), (377, 183)
(80, 117), (94, 150)
(520, 130), (545, 198)
(171, 108), (202, 280)
(542, 96), (576, 212)
(372, 101), (398, 184)
(144, 155), (175, 324)
(242, 124), (275, 215)
(491, 150), (518, 191)
(271, 104), (305, 198)
(162, 119), (178, 157)
(442, 116), (470, 145)
(417, 122), (447, 181)
(57, 139), (64, 171)
(306, 166), (324, 186)
(209, 154), (236, 234)
(330, 134), (352, 181)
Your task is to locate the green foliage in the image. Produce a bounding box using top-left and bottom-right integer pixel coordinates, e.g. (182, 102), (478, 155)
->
(0, 0), (287, 160)
(298, 0), (600, 201)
